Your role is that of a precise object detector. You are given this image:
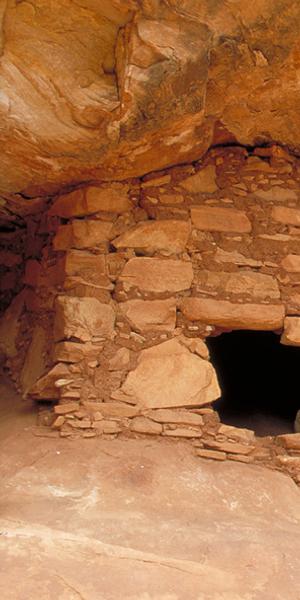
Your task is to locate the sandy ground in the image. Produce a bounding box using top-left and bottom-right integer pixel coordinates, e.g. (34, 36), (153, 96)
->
(1, 377), (300, 599)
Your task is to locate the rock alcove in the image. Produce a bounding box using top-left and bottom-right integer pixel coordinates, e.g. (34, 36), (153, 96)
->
(2, 144), (300, 483)
(207, 330), (300, 436)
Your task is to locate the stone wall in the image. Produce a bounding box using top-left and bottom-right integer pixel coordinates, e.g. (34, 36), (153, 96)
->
(2, 144), (300, 483)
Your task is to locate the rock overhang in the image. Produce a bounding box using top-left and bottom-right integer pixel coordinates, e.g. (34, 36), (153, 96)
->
(1, 0), (300, 196)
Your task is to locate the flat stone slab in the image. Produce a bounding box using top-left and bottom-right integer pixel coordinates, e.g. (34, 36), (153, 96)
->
(191, 206), (251, 232)
(119, 257), (193, 293)
(112, 219), (191, 254)
(181, 297), (285, 330)
(119, 298), (176, 332)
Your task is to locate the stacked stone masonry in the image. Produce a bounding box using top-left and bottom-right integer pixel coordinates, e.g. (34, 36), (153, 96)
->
(2, 144), (300, 484)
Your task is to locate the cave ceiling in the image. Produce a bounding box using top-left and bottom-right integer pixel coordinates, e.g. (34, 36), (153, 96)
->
(0, 0), (300, 196)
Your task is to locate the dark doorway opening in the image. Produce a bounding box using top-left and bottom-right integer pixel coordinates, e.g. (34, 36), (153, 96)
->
(206, 330), (299, 436)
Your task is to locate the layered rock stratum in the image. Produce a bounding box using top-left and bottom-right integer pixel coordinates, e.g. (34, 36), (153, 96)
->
(1, 0), (300, 195)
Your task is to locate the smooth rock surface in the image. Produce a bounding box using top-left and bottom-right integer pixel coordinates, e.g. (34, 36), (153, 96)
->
(1, 379), (300, 599)
(120, 338), (220, 408)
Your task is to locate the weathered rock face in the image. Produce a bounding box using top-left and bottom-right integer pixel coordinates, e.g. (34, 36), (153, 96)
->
(1, 1), (300, 196)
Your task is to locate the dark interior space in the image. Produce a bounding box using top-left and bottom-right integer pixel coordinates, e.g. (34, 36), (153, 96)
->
(207, 330), (300, 436)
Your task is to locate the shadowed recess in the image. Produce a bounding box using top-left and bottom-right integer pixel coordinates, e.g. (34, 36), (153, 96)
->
(207, 330), (300, 436)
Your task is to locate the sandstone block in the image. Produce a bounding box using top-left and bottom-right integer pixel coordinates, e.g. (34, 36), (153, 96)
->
(141, 175), (171, 188)
(119, 338), (220, 409)
(214, 248), (262, 267)
(276, 456), (300, 471)
(53, 220), (113, 250)
(84, 401), (139, 419)
(64, 250), (109, 285)
(52, 416), (65, 429)
(30, 364), (71, 400)
(281, 318), (300, 346)
(180, 298), (285, 330)
(195, 270), (280, 300)
(54, 341), (101, 363)
(92, 420), (122, 434)
(179, 336), (210, 359)
(272, 206), (300, 226)
(218, 424), (255, 444)
(119, 299), (176, 333)
(54, 296), (115, 342)
(180, 165), (218, 193)
(119, 258), (193, 293)
(204, 439), (254, 455)
(69, 418), (92, 429)
(54, 402), (79, 415)
(49, 184), (132, 217)
(85, 185), (132, 213)
(159, 194), (184, 205)
(195, 449), (227, 461)
(147, 409), (203, 426)
(227, 454), (254, 464)
(255, 187), (297, 202)
(277, 434), (300, 451)
(112, 219), (190, 254)
(191, 207), (251, 233)
(130, 416), (163, 435)
(281, 255), (300, 272)
(163, 427), (202, 438)
(285, 294), (300, 315)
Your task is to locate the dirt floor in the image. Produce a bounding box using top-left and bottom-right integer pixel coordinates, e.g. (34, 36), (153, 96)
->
(1, 378), (300, 599)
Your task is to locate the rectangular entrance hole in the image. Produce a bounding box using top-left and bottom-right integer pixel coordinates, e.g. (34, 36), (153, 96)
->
(206, 330), (299, 437)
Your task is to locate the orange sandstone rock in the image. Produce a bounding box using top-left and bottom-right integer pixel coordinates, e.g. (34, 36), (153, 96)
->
(180, 298), (285, 330)
(272, 206), (300, 226)
(49, 185), (132, 217)
(191, 207), (251, 233)
(281, 255), (300, 273)
(119, 298), (176, 332)
(54, 296), (115, 342)
(112, 220), (191, 254)
(281, 317), (300, 346)
(53, 220), (113, 251)
(119, 338), (220, 409)
(119, 258), (193, 293)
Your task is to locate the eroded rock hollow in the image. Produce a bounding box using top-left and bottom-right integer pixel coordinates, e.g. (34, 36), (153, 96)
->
(1, 0), (300, 196)
(2, 1), (300, 484)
